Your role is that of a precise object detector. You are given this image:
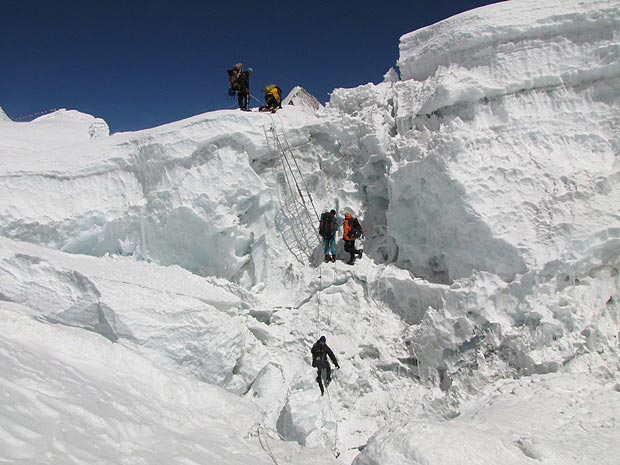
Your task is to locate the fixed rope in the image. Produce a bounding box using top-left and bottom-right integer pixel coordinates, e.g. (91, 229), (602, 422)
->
(325, 384), (341, 457)
(318, 265), (323, 338)
(270, 115), (320, 221)
(12, 108), (61, 121)
(256, 425), (280, 465)
(264, 118), (320, 263)
(277, 114), (320, 221)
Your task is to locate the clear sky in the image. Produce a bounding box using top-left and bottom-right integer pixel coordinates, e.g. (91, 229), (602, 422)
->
(1, 0), (500, 133)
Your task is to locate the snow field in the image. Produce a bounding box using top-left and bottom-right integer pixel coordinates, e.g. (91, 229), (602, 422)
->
(0, 300), (341, 465)
(353, 372), (620, 465)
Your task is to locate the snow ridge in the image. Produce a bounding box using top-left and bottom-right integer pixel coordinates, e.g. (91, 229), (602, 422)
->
(0, 106), (11, 122)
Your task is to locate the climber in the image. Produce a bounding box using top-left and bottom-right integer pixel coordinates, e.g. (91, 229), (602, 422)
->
(319, 209), (338, 263)
(343, 213), (363, 265)
(237, 67), (253, 111)
(227, 63), (243, 96)
(311, 336), (340, 396)
(259, 84), (283, 113)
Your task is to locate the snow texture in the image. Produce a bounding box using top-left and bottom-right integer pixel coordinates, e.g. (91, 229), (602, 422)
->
(282, 86), (324, 113)
(0, 106), (10, 122)
(1, 0), (620, 464)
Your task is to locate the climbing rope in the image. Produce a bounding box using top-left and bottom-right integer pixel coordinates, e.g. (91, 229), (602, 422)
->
(276, 114), (320, 221)
(272, 124), (309, 210)
(256, 425), (281, 465)
(264, 117), (320, 263)
(262, 115), (342, 456)
(325, 383), (341, 457)
(12, 108), (61, 121)
(318, 265), (323, 338)
(329, 261), (336, 327)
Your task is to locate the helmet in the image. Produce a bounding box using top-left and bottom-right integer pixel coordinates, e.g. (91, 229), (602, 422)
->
(247, 67), (253, 73)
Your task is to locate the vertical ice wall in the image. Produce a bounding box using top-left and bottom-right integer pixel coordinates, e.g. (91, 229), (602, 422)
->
(329, 0), (620, 285)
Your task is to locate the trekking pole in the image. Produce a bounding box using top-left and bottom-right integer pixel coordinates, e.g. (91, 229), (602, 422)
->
(250, 93), (262, 104)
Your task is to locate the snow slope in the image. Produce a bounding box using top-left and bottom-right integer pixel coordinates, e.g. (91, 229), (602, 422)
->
(0, 109), (108, 157)
(1, 0), (620, 464)
(282, 86), (324, 113)
(354, 372), (620, 465)
(0, 300), (339, 465)
(0, 106), (10, 122)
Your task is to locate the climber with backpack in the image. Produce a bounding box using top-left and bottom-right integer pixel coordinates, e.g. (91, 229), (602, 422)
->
(319, 209), (338, 263)
(259, 84), (283, 113)
(237, 67), (253, 111)
(227, 63), (243, 96)
(311, 336), (340, 396)
(343, 213), (363, 265)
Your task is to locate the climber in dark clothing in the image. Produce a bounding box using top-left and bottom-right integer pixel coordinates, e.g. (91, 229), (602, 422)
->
(311, 336), (340, 396)
(237, 68), (253, 111)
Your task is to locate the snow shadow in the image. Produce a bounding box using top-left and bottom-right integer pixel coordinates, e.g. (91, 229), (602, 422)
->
(0, 253), (132, 342)
(388, 155), (528, 283)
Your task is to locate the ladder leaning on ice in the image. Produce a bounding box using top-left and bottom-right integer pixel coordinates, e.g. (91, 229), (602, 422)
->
(264, 116), (320, 264)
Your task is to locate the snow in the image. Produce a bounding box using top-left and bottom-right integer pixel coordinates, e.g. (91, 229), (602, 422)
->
(0, 299), (339, 465)
(0, 106), (10, 122)
(1, 0), (620, 464)
(282, 86), (324, 113)
(0, 109), (109, 157)
(354, 373), (620, 465)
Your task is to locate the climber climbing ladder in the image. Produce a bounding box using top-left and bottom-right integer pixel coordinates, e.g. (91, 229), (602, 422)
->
(264, 117), (321, 263)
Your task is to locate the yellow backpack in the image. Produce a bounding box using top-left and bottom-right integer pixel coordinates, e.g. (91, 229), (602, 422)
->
(262, 84), (277, 95)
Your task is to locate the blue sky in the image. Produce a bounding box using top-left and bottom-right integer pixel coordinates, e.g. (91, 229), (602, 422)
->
(1, 0), (500, 133)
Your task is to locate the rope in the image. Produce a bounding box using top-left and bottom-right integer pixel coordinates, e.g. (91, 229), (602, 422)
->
(257, 425), (280, 465)
(271, 115), (318, 219)
(266, 118), (320, 261)
(318, 265), (323, 338)
(272, 123), (306, 207)
(12, 108), (61, 121)
(277, 114), (320, 221)
(329, 260), (336, 327)
(325, 383), (340, 457)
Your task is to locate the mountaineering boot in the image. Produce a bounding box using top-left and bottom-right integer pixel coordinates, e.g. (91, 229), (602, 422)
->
(331, 255), (336, 262)
(347, 260), (355, 265)
(357, 250), (363, 259)
(325, 255), (331, 263)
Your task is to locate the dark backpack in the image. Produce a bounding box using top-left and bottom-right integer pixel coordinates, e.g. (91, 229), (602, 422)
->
(311, 344), (325, 367)
(227, 66), (242, 91)
(319, 213), (335, 239)
(348, 217), (363, 239)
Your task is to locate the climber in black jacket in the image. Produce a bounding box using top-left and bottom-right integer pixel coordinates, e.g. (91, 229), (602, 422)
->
(311, 336), (340, 396)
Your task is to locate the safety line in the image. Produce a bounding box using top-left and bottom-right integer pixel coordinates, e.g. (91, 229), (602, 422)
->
(257, 425), (280, 465)
(277, 114), (320, 221)
(11, 108), (61, 121)
(325, 383), (340, 457)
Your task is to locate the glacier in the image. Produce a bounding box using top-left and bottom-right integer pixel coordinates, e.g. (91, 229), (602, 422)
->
(1, 0), (619, 464)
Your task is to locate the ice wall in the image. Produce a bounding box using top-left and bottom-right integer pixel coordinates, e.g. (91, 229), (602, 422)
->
(324, 0), (620, 462)
(329, 0), (620, 284)
(0, 109), (335, 286)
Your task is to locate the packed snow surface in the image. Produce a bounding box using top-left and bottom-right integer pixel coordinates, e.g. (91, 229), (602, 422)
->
(1, 0), (620, 464)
